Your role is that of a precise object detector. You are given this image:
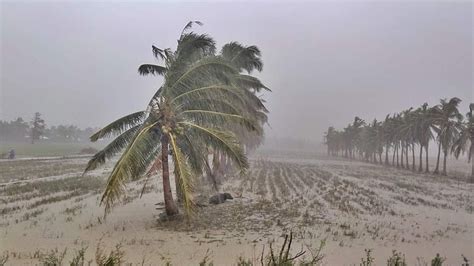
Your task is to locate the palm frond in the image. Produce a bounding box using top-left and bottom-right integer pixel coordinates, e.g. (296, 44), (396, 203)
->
(138, 64), (167, 76)
(234, 74), (271, 92)
(179, 121), (248, 172)
(140, 157), (162, 198)
(176, 32), (216, 61)
(179, 132), (209, 178)
(152, 45), (166, 60)
(221, 42), (263, 73)
(181, 109), (262, 134)
(164, 57), (238, 100)
(84, 125), (141, 173)
(170, 84), (240, 104)
(100, 122), (161, 214)
(181, 20), (203, 36)
(169, 133), (195, 215)
(90, 111), (146, 141)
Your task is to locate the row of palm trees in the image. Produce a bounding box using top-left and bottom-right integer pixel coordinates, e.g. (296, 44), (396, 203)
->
(324, 98), (474, 182)
(84, 22), (270, 216)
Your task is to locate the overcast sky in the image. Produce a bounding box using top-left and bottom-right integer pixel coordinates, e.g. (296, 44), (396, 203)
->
(1, 1), (472, 141)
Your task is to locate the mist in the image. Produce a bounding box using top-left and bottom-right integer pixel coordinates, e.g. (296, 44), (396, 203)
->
(1, 2), (474, 264)
(1, 1), (472, 143)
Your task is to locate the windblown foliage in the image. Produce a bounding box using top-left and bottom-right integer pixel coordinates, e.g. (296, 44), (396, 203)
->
(324, 97), (472, 181)
(85, 21), (269, 215)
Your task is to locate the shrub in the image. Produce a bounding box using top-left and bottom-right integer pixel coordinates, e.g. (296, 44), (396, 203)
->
(387, 250), (406, 266)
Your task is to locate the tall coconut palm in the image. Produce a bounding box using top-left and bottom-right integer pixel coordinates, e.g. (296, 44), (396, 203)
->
(432, 97), (463, 175)
(375, 120), (385, 163)
(84, 22), (267, 216)
(382, 115), (393, 165)
(208, 42), (270, 181)
(350, 116), (365, 159)
(398, 108), (416, 170)
(324, 126), (337, 156)
(414, 103), (434, 173)
(452, 103), (474, 181)
(323, 99), (472, 179)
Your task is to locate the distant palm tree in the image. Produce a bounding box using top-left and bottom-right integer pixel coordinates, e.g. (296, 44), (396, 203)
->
(452, 103), (474, 182)
(324, 126), (337, 156)
(432, 98), (463, 175)
(84, 22), (267, 216)
(323, 98), (470, 179)
(382, 115), (393, 165)
(398, 108), (416, 170)
(415, 103), (434, 173)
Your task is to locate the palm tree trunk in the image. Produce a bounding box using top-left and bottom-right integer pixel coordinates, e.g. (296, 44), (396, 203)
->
(434, 141), (441, 174)
(471, 158), (474, 183)
(425, 143), (429, 173)
(400, 144), (404, 168)
(385, 145), (389, 165)
(471, 152), (474, 183)
(411, 144), (416, 171)
(418, 144), (423, 172)
(441, 149), (447, 176)
(405, 144), (409, 169)
(161, 135), (178, 216)
(396, 145), (399, 168)
(471, 142), (474, 183)
(392, 146), (396, 166)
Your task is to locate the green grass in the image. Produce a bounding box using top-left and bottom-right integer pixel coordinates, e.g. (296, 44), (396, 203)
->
(0, 141), (106, 158)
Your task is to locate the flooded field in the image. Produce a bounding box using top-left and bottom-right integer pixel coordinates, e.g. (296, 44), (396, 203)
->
(0, 152), (472, 265)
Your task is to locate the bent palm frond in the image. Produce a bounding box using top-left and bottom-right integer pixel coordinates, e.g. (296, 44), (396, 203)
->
(221, 42), (263, 73)
(179, 121), (248, 172)
(233, 74), (270, 92)
(176, 32), (215, 60)
(152, 45), (166, 61)
(181, 110), (261, 134)
(84, 125), (141, 173)
(169, 133), (195, 214)
(181, 20), (203, 35)
(101, 122), (161, 214)
(164, 57), (238, 98)
(90, 111), (146, 141)
(138, 64), (167, 76)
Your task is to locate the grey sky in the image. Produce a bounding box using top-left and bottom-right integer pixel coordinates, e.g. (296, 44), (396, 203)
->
(1, 1), (472, 141)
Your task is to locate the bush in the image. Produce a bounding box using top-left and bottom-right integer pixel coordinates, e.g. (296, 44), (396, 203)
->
(386, 250), (406, 266)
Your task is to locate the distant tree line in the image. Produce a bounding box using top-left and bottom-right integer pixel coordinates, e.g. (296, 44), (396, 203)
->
(0, 112), (99, 143)
(324, 98), (474, 182)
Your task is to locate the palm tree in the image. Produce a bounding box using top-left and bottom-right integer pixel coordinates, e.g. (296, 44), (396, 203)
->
(383, 115), (393, 165)
(324, 126), (337, 156)
(84, 22), (268, 216)
(452, 103), (474, 182)
(350, 116), (365, 159)
(432, 98), (463, 175)
(323, 99), (472, 179)
(414, 103), (434, 173)
(397, 108), (414, 170)
(208, 42), (269, 182)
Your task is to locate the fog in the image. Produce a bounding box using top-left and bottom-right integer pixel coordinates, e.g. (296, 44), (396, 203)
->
(1, 1), (472, 143)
